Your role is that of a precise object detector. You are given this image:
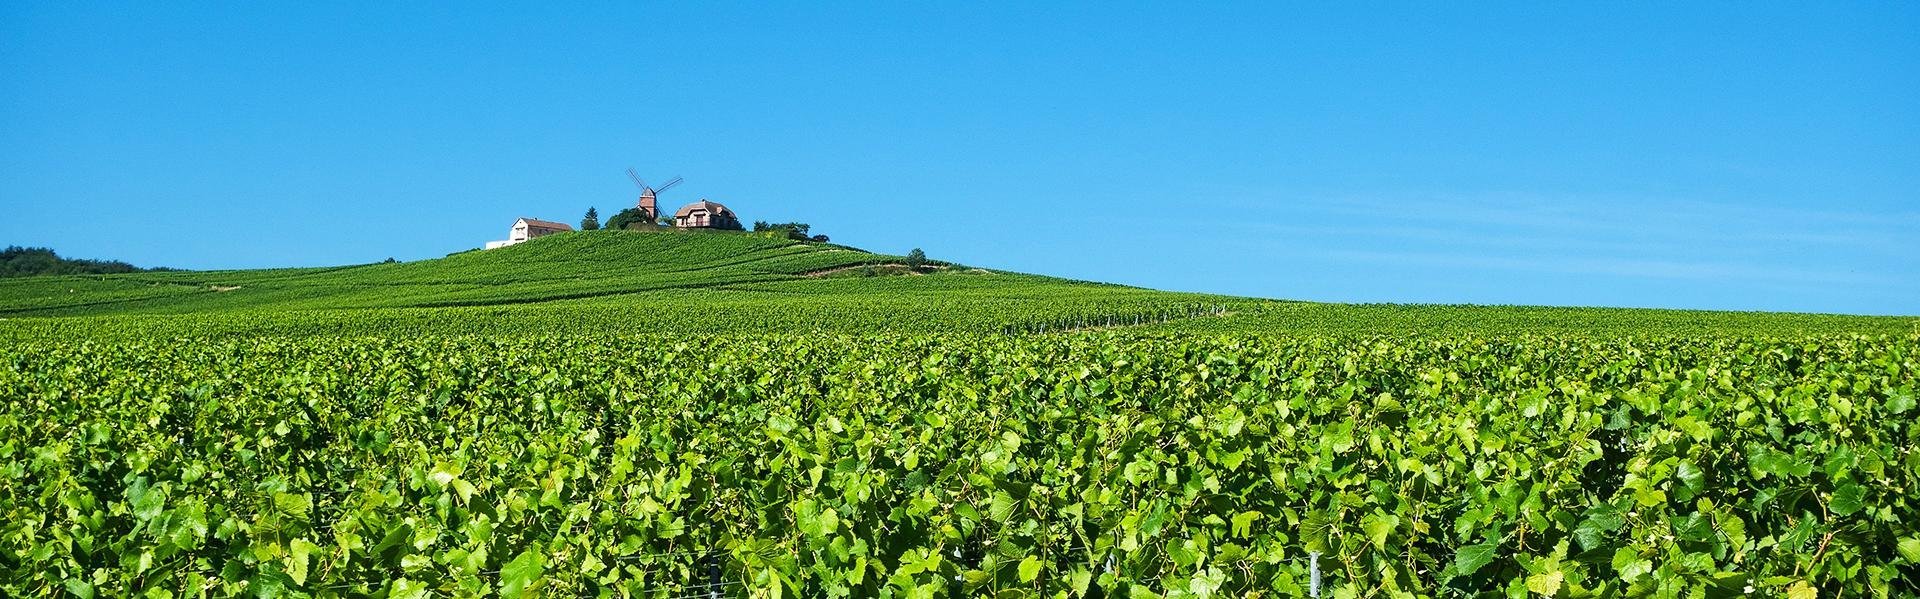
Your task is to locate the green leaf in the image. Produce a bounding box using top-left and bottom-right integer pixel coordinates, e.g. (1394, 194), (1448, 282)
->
(451, 478), (477, 504)
(428, 462), (457, 487)
(1018, 555), (1043, 583)
(1675, 460), (1705, 493)
(1452, 541), (1497, 577)
(127, 478), (164, 522)
(1786, 580), (1816, 599)
(1898, 537), (1920, 563)
(1673, 513), (1715, 542)
(272, 492), (310, 519)
(1572, 504), (1624, 552)
(1361, 512), (1398, 550)
(1822, 445), (1857, 480)
(1633, 487), (1667, 508)
(819, 506), (840, 535)
(389, 578), (430, 599)
(1188, 567), (1225, 598)
(1886, 389), (1915, 415)
(989, 491), (1019, 523)
(1128, 585), (1164, 599)
(1123, 460), (1156, 486)
(1830, 483), (1865, 516)
(1230, 511), (1262, 539)
(63, 579), (95, 599)
(288, 538), (321, 586)
(1525, 570), (1563, 596)
(1611, 547), (1651, 583)
(499, 549), (546, 598)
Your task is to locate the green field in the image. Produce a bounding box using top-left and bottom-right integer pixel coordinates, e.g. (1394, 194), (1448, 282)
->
(2, 230), (1916, 597)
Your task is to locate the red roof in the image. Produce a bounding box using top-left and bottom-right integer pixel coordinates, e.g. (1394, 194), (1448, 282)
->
(517, 218), (573, 231)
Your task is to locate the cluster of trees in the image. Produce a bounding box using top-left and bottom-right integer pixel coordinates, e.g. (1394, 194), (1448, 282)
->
(1, 246), (168, 278)
(752, 221), (829, 242)
(586, 207), (673, 231)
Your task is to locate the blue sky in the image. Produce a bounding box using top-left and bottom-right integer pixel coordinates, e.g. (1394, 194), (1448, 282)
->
(3, 3), (1916, 315)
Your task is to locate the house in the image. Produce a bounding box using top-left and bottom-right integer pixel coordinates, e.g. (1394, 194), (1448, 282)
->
(484, 217), (572, 249)
(673, 200), (740, 229)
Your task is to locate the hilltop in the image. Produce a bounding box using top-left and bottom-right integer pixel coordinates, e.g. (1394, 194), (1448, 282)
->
(0, 229), (1913, 338)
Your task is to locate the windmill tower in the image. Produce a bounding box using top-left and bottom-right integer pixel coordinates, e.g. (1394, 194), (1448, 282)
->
(627, 169), (682, 220)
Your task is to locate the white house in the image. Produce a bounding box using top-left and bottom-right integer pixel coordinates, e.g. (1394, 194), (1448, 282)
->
(485, 217), (572, 249)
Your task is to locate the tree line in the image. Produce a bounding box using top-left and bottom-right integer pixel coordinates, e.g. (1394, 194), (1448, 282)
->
(0, 246), (172, 278)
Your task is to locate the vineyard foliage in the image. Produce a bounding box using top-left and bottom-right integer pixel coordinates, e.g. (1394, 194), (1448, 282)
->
(0, 231), (931, 316)
(4, 333), (1917, 597)
(2, 232), (1919, 597)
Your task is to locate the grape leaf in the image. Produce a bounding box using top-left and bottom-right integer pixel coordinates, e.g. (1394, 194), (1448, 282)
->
(499, 549), (546, 598)
(1451, 541), (1498, 577)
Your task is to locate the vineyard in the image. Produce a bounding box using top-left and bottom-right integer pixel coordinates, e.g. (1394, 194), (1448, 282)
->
(4, 331), (1917, 598)
(2, 232), (1918, 597)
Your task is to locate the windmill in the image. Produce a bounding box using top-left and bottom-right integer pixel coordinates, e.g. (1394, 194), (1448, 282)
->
(627, 168), (683, 219)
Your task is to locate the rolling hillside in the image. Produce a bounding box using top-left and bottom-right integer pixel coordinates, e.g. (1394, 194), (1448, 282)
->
(0, 229), (1914, 338)
(0, 231), (914, 315)
(0, 230), (1245, 337)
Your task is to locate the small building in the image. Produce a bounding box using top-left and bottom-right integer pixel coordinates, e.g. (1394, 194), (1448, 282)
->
(674, 200), (740, 229)
(484, 217), (573, 249)
(637, 188), (659, 221)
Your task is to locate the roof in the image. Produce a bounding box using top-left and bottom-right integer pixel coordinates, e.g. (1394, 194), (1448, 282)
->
(674, 200), (735, 219)
(516, 218), (573, 231)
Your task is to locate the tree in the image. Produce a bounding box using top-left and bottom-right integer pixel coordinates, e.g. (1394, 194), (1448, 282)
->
(904, 248), (927, 268)
(581, 207), (601, 230)
(604, 208), (653, 231)
(1, 246), (158, 278)
(753, 221), (813, 239)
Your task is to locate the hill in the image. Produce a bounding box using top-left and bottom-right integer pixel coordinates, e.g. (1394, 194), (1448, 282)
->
(0, 230), (1239, 337)
(0, 230), (923, 315)
(0, 229), (1913, 338)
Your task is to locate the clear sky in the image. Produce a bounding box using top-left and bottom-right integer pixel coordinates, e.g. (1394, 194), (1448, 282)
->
(4, 3), (1916, 315)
